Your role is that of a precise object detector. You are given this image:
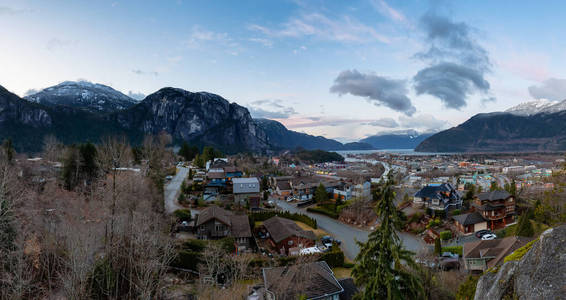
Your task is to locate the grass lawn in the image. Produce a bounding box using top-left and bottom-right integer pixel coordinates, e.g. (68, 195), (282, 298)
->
(295, 221), (328, 238)
(333, 267), (352, 279)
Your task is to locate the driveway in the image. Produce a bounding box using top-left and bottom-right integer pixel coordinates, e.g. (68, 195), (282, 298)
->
(164, 166), (189, 214)
(275, 199), (425, 261)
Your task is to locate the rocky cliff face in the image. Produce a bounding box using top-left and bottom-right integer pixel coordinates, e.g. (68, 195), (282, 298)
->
(474, 225), (566, 300)
(25, 81), (137, 114)
(0, 85), (52, 127)
(115, 88), (270, 152)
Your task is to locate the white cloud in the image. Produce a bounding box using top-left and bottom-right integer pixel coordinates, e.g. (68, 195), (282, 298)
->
(248, 12), (390, 44)
(363, 118), (399, 128)
(371, 0), (406, 23)
(398, 114), (447, 132)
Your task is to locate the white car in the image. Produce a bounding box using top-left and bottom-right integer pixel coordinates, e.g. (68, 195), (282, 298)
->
(481, 233), (497, 240)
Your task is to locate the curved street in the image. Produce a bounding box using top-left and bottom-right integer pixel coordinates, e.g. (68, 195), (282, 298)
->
(275, 199), (425, 261)
(164, 166), (189, 214)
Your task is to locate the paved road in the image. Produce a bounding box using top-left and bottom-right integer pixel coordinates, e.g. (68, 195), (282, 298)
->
(276, 200), (425, 261)
(164, 166), (189, 214)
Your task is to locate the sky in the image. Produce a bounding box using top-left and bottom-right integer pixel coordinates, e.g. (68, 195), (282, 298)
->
(2, 0), (566, 142)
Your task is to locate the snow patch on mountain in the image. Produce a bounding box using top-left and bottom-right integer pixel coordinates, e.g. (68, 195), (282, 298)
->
(505, 98), (566, 116)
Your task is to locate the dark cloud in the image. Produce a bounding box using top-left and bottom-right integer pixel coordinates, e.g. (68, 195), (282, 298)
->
(330, 69), (416, 116)
(414, 62), (489, 109)
(413, 13), (492, 109)
(363, 118), (399, 128)
(127, 91), (145, 100)
(248, 99), (297, 119)
(528, 78), (566, 101)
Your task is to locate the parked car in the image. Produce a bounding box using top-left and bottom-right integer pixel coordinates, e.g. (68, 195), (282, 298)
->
(165, 175), (173, 180)
(475, 229), (493, 238)
(481, 233), (497, 240)
(321, 236), (341, 247)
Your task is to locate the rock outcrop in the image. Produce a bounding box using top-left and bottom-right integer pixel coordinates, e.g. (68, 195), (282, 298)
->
(474, 225), (566, 300)
(115, 88), (270, 153)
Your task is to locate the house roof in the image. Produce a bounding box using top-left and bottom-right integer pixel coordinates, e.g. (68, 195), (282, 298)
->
(463, 236), (532, 269)
(453, 212), (486, 226)
(195, 205), (233, 227)
(472, 202), (506, 211)
(233, 177), (259, 184)
(276, 180), (292, 191)
(477, 190), (511, 201)
(262, 261), (343, 300)
(414, 183), (457, 199)
(263, 216), (316, 243)
(338, 278), (358, 300)
(230, 215), (252, 238)
(207, 171), (225, 179)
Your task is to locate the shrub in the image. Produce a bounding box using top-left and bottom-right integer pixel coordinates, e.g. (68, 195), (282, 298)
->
(451, 209), (461, 216)
(277, 256), (297, 266)
(89, 258), (117, 298)
(504, 238), (538, 263)
(456, 276), (479, 300)
(250, 211), (317, 229)
(218, 237), (235, 253)
(343, 262), (355, 268)
(434, 238), (441, 255)
(319, 247), (344, 268)
(408, 212), (424, 224)
(182, 239), (207, 252)
(171, 250), (201, 270)
(442, 245), (463, 256)
(249, 258), (268, 268)
(440, 230), (452, 241)
(174, 209), (191, 222)
(307, 206), (339, 219)
(515, 211), (534, 237)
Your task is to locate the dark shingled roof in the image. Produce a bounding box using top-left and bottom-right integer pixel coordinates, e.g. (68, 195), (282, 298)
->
(263, 216), (316, 243)
(453, 212), (486, 226)
(276, 180), (292, 191)
(463, 236), (532, 269)
(230, 215), (252, 238)
(263, 261), (343, 300)
(338, 278), (358, 300)
(477, 190), (511, 201)
(195, 205), (232, 227)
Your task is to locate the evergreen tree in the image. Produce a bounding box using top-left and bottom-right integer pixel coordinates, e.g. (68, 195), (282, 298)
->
(1, 139), (14, 163)
(434, 238), (442, 256)
(314, 183), (328, 204)
(79, 142), (98, 182)
(352, 183), (423, 299)
(515, 210), (534, 237)
(490, 181), (499, 191)
(178, 142), (198, 161)
(62, 146), (80, 190)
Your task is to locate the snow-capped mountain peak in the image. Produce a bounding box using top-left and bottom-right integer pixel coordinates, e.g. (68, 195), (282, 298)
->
(505, 99), (566, 116)
(24, 80), (138, 113)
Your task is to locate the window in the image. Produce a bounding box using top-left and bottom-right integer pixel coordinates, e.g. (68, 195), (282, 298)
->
(288, 240), (293, 246)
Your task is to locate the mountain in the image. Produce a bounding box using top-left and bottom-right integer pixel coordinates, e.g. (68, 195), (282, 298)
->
(415, 108), (566, 152)
(114, 88), (269, 153)
(505, 99), (566, 116)
(2, 83), (370, 153)
(360, 130), (433, 150)
(0, 84), (130, 152)
(25, 81), (138, 114)
(253, 118), (374, 151)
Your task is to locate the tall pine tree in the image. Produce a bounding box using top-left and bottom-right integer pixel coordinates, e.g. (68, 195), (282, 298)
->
(352, 181), (423, 299)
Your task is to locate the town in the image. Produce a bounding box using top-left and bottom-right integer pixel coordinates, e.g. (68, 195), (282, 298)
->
(3, 134), (564, 299)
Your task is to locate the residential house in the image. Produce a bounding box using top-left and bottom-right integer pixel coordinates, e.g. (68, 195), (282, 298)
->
(472, 191), (516, 230)
(275, 180), (293, 198)
(263, 216), (316, 255)
(413, 183), (462, 214)
(352, 181), (371, 200)
(261, 262), (350, 300)
(463, 236), (532, 272)
(224, 166), (243, 182)
(452, 212), (488, 234)
(233, 177), (261, 203)
(194, 206), (252, 250)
